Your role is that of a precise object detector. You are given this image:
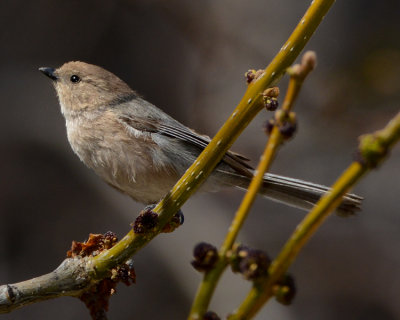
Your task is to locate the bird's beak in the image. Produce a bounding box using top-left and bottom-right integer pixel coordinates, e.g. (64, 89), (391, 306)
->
(39, 67), (58, 81)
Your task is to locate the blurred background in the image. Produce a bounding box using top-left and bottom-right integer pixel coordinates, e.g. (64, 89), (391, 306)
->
(0, 1), (399, 319)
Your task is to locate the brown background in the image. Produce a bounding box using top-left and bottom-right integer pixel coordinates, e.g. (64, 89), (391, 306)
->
(0, 1), (399, 319)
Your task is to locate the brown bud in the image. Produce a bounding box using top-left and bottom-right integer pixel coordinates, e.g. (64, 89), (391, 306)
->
(132, 206), (159, 234)
(274, 274), (296, 305)
(203, 311), (221, 320)
(161, 210), (184, 233)
(191, 242), (218, 272)
(229, 244), (271, 280)
(245, 69), (257, 83)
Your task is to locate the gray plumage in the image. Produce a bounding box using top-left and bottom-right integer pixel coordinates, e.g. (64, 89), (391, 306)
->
(39, 61), (362, 215)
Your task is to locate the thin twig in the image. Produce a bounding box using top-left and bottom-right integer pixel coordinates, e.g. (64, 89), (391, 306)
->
(188, 51), (317, 319)
(229, 111), (400, 319)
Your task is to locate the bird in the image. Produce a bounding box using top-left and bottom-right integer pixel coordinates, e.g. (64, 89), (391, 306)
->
(39, 61), (362, 215)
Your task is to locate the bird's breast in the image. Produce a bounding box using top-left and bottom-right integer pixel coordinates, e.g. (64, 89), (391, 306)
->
(64, 114), (181, 203)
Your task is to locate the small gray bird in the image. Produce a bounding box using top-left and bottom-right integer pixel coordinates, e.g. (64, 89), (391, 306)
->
(39, 61), (362, 215)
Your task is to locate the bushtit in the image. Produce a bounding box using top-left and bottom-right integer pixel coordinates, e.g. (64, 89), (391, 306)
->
(39, 61), (362, 215)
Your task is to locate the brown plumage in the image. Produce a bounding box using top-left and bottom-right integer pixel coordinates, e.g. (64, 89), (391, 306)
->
(39, 61), (362, 214)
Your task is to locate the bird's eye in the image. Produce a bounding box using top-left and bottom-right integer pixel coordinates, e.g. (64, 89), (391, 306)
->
(70, 75), (81, 83)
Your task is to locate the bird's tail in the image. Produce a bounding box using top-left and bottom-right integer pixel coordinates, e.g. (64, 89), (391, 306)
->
(221, 171), (363, 216)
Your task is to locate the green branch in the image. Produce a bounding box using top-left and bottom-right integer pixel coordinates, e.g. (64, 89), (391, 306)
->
(228, 111), (400, 319)
(188, 51), (317, 319)
(89, 0), (336, 279)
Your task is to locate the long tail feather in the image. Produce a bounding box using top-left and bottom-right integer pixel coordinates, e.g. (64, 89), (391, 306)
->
(259, 173), (362, 216)
(219, 170), (363, 216)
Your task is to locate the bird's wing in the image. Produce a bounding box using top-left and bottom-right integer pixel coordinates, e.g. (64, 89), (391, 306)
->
(118, 115), (253, 177)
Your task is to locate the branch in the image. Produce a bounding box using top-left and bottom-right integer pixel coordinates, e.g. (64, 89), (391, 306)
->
(228, 111), (400, 319)
(90, 0), (336, 280)
(188, 51), (317, 319)
(0, 257), (90, 313)
(0, 0), (335, 315)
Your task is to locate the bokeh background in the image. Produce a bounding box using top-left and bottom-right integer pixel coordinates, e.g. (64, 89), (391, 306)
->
(1, 1), (399, 319)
